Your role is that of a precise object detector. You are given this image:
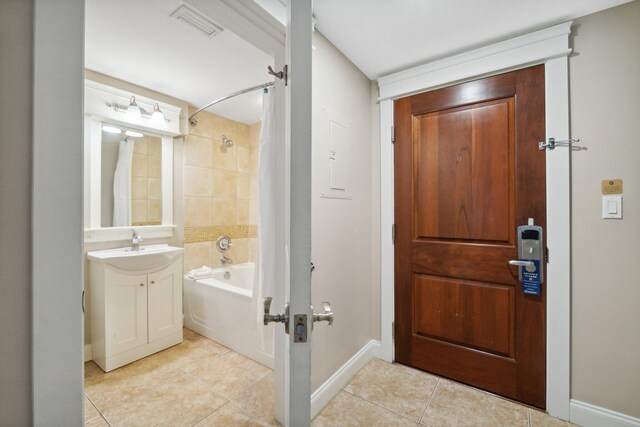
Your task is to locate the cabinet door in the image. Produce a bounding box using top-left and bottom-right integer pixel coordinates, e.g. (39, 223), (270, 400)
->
(105, 268), (148, 355)
(148, 260), (183, 342)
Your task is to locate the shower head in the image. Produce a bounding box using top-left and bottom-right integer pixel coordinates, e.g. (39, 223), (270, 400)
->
(222, 135), (234, 148)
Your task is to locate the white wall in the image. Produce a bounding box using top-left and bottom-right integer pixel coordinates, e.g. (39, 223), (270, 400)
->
(311, 32), (375, 390)
(0, 0), (33, 423)
(569, 1), (640, 418)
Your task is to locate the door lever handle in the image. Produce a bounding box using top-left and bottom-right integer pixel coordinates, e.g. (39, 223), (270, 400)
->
(263, 297), (290, 334)
(509, 260), (536, 272)
(508, 260), (534, 267)
(312, 302), (333, 326)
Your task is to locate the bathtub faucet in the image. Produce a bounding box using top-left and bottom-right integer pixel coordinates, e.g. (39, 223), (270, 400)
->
(221, 256), (233, 265)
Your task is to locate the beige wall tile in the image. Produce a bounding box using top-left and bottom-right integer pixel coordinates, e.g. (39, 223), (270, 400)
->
(212, 143), (237, 170)
(237, 199), (250, 224)
(230, 238), (250, 264)
(249, 200), (259, 225)
(133, 139), (147, 155)
(236, 147), (251, 173)
(185, 134), (213, 168)
(237, 173), (251, 199)
(184, 166), (213, 197)
(132, 154), (147, 177)
(214, 116), (238, 144)
(249, 148), (259, 173)
(132, 200), (147, 223)
(147, 200), (162, 223)
(147, 137), (161, 157)
(184, 242), (213, 271)
(235, 123), (250, 148)
(147, 156), (161, 178)
(212, 169), (237, 199)
(148, 178), (162, 200)
(211, 198), (237, 226)
(189, 108), (214, 138)
(249, 174), (258, 199)
(249, 238), (257, 263)
(184, 197), (212, 227)
(248, 122), (261, 149)
(132, 177), (148, 200)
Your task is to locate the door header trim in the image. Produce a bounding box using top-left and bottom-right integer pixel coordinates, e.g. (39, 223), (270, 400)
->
(377, 21), (572, 101)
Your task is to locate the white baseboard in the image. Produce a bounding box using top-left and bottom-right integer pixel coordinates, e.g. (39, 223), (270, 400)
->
(310, 340), (381, 419)
(84, 344), (92, 362)
(570, 400), (640, 427)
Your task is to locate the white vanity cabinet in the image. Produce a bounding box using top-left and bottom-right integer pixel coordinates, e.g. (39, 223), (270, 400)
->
(88, 245), (184, 372)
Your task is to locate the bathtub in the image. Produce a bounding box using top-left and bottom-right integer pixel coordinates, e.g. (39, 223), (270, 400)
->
(184, 263), (274, 368)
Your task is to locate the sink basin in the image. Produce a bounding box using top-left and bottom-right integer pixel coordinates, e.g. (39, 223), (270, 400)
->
(87, 244), (184, 272)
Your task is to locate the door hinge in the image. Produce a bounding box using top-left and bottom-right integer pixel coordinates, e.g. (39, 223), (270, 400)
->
(392, 321), (396, 339)
(392, 223), (396, 243)
(391, 126), (395, 144)
(545, 247), (549, 263)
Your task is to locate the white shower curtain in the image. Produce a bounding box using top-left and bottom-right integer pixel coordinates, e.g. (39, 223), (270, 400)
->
(112, 138), (134, 227)
(253, 88), (276, 328)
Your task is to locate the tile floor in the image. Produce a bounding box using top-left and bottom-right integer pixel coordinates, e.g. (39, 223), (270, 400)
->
(84, 329), (574, 427)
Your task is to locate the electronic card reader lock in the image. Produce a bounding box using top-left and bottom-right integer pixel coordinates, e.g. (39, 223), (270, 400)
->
(509, 218), (544, 296)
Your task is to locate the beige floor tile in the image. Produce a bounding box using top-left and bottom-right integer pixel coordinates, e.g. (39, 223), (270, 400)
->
(345, 359), (438, 422)
(85, 361), (103, 380)
(84, 395), (100, 422)
(84, 353), (184, 413)
(530, 409), (576, 427)
(188, 351), (271, 399)
(85, 415), (109, 427)
(195, 402), (264, 426)
(313, 391), (417, 427)
(232, 373), (279, 426)
(142, 339), (229, 373)
(420, 379), (528, 427)
(102, 373), (226, 427)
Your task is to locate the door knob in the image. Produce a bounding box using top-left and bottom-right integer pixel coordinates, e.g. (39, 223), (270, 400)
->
(263, 297), (290, 334)
(313, 301), (334, 326)
(508, 260), (536, 272)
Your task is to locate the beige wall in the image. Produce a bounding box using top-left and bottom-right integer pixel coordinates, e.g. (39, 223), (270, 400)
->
(131, 135), (163, 226)
(311, 32), (375, 390)
(570, 1), (640, 417)
(0, 0), (33, 423)
(183, 110), (260, 271)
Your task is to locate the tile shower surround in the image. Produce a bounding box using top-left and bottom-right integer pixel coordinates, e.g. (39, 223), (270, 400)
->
(183, 109), (261, 271)
(84, 328), (575, 426)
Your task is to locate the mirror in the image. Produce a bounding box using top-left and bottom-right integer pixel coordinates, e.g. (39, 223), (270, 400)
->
(100, 125), (163, 227)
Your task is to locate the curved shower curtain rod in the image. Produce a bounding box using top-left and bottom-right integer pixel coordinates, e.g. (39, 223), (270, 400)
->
(189, 80), (275, 127)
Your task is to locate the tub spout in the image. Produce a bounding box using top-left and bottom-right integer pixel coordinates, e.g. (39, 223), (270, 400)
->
(221, 256), (233, 265)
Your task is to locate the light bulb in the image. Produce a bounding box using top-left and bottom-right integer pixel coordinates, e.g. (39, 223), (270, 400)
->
(101, 125), (121, 134)
(125, 96), (142, 121)
(125, 130), (144, 138)
(151, 103), (167, 129)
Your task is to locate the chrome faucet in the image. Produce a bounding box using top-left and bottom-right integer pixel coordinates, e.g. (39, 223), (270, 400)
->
(220, 256), (233, 265)
(131, 229), (143, 251)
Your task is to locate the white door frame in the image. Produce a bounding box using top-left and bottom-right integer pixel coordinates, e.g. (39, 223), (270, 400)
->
(377, 22), (572, 420)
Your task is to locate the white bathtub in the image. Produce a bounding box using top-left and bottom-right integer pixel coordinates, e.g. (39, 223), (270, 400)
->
(184, 263), (274, 368)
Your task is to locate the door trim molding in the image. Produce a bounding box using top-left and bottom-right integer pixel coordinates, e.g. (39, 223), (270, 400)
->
(377, 21), (572, 420)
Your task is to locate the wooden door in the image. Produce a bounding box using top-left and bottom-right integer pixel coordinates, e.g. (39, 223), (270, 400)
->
(394, 66), (546, 408)
(105, 268), (148, 355)
(148, 260), (183, 342)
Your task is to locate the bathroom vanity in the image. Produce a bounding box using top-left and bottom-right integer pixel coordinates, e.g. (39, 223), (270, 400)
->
(87, 244), (184, 372)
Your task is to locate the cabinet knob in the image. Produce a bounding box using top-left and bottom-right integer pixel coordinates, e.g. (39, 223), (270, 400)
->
(151, 281), (155, 284)
(140, 283), (144, 287)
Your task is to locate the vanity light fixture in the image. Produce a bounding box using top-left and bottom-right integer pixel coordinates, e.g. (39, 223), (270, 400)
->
(125, 96), (142, 121)
(125, 130), (144, 138)
(101, 125), (122, 134)
(107, 97), (169, 127)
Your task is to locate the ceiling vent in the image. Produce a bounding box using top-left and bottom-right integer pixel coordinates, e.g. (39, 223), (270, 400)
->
(170, 4), (224, 38)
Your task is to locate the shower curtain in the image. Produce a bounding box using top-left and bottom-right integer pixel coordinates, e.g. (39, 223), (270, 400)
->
(112, 138), (134, 227)
(253, 88), (276, 329)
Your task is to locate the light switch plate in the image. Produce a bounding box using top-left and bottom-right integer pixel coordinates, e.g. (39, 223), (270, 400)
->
(602, 196), (622, 219)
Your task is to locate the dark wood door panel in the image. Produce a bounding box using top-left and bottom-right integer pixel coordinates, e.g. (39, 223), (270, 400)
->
(413, 275), (515, 357)
(395, 65), (546, 408)
(415, 98), (515, 242)
(412, 241), (519, 286)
